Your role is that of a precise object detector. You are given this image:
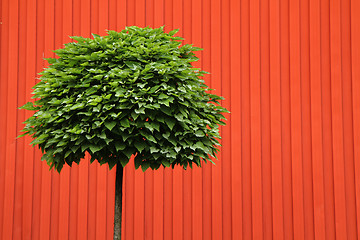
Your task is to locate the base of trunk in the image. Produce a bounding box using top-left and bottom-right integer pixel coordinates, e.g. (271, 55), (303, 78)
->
(113, 165), (123, 240)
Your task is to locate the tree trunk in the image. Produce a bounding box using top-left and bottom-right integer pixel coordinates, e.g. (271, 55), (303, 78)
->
(114, 164), (123, 240)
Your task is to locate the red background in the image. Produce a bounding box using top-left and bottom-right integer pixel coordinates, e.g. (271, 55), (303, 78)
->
(1, 0), (360, 239)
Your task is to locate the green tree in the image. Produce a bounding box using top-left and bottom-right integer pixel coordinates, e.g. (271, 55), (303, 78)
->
(19, 26), (228, 239)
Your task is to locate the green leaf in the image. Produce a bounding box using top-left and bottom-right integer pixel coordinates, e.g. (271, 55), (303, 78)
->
(150, 147), (159, 153)
(161, 159), (171, 167)
(92, 33), (101, 38)
(144, 133), (156, 143)
(144, 122), (154, 132)
(124, 61), (141, 70)
(141, 161), (150, 172)
(195, 130), (205, 137)
(194, 141), (204, 149)
(115, 142), (126, 151)
(159, 98), (170, 107)
(169, 29), (179, 36)
(45, 57), (57, 64)
(149, 85), (160, 93)
(167, 137), (177, 146)
(70, 36), (85, 42)
(134, 108), (145, 114)
(120, 157), (130, 167)
(123, 148), (134, 159)
(151, 122), (160, 131)
(134, 154), (142, 169)
(30, 137), (46, 145)
(17, 132), (29, 138)
(105, 121), (116, 131)
(191, 46), (203, 51)
(89, 144), (102, 153)
(158, 93), (167, 99)
(19, 102), (38, 110)
(65, 150), (72, 158)
(71, 145), (80, 153)
(120, 118), (130, 128)
(134, 141), (146, 152)
(160, 106), (172, 116)
(99, 131), (107, 139)
(162, 132), (170, 139)
(166, 118), (176, 130)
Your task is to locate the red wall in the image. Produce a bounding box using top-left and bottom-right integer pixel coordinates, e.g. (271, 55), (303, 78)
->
(1, 0), (360, 239)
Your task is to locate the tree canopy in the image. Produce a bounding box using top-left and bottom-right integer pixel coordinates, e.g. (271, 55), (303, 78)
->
(19, 26), (229, 172)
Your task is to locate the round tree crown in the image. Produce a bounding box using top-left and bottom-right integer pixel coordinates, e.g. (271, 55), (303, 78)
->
(19, 26), (229, 172)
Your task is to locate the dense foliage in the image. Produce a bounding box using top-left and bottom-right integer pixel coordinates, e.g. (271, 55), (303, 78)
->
(19, 26), (229, 172)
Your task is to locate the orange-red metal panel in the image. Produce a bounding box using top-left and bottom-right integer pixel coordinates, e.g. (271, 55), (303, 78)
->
(260, 0), (272, 238)
(240, 0), (252, 239)
(229, 0), (242, 239)
(2, 0), (18, 239)
(210, 0), (223, 239)
(299, 1), (314, 239)
(23, 0), (37, 239)
(341, 0), (358, 239)
(249, 0), (263, 239)
(309, 0), (326, 239)
(351, 0), (360, 238)
(269, 0), (284, 239)
(201, 2), (213, 239)
(1, 0), (360, 239)
(329, 0), (348, 239)
(280, 0), (294, 238)
(320, 0), (336, 239)
(289, 0), (305, 239)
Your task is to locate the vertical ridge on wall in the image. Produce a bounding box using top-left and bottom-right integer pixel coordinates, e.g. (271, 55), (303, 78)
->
(280, 0), (294, 238)
(2, 0), (18, 239)
(341, 0), (357, 238)
(299, 0), (314, 238)
(269, 0), (284, 239)
(210, 0), (223, 239)
(289, 0), (305, 239)
(23, 0), (36, 238)
(351, 0), (360, 238)
(1, 0), (360, 239)
(0, 0), (8, 236)
(221, 0), (232, 238)
(329, 0), (348, 238)
(249, 0), (263, 238)
(40, 0), (53, 239)
(260, 0), (272, 238)
(320, 0), (336, 238)
(14, 0), (26, 238)
(309, 0), (326, 239)
(240, 0), (252, 238)
(202, 1), (213, 239)
(229, 0), (242, 239)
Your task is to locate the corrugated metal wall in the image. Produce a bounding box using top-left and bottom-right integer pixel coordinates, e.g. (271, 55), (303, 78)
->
(1, 0), (360, 239)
